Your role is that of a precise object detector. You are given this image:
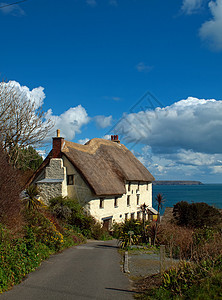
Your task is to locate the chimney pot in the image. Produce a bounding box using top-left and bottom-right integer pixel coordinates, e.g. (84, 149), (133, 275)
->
(57, 129), (60, 137)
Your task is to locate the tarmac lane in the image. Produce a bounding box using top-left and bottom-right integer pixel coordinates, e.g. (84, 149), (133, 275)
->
(0, 240), (134, 300)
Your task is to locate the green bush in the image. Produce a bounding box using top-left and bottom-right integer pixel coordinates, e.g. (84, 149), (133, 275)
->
(173, 201), (221, 228)
(49, 196), (110, 240)
(113, 219), (151, 248)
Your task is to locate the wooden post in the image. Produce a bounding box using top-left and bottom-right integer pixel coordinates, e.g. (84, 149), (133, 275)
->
(160, 245), (165, 274)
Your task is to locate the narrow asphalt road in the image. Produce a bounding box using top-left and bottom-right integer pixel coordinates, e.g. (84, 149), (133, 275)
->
(0, 240), (134, 300)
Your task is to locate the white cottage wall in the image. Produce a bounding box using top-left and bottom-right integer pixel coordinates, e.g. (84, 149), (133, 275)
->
(89, 182), (152, 224)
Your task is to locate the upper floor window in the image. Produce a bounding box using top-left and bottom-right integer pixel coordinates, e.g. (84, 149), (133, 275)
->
(137, 182), (140, 190)
(67, 175), (74, 185)
(137, 194), (140, 205)
(128, 182), (131, 192)
(127, 195), (130, 206)
(114, 197), (118, 207)
(99, 198), (104, 209)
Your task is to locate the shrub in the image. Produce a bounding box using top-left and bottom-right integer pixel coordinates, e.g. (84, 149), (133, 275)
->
(49, 196), (109, 240)
(173, 201), (221, 228)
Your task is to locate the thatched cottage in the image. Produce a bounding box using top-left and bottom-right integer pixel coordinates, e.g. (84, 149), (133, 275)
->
(29, 130), (156, 229)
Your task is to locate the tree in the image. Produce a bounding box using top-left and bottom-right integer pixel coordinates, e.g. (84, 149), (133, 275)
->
(0, 146), (22, 227)
(16, 146), (43, 171)
(0, 80), (53, 167)
(173, 201), (221, 228)
(155, 193), (165, 222)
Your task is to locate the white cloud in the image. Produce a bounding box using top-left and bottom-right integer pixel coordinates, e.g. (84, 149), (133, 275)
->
(211, 165), (222, 173)
(136, 146), (222, 180)
(199, 0), (222, 50)
(136, 62), (153, 73)
(46, 105), (90, 141)
(181, 0), (204, 14)
(115, 97), (222, 154)
(0, 2), (25, 16)
(0, 80), (45, 109)
(86, 0), (97, 7)
(94, 115), (112, 128)
(78, 138), (90, 144)
(0, 81), (91, 142)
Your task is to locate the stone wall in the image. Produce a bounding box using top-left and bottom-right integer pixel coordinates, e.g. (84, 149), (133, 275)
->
(36, 158), (67, 204)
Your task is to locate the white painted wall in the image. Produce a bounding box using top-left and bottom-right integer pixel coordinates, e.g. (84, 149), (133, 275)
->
(88, 182), (152, 224)
(35, 156), (153, 224)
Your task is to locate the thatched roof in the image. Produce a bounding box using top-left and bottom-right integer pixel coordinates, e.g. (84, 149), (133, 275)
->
(62, 138), (155, 196)
(28, 138), (155, 196)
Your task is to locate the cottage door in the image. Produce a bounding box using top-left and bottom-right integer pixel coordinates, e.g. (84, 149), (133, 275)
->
(103, 217), (112, 231)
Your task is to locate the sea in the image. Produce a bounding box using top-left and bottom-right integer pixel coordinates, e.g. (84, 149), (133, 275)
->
(152, 184), (222, 215)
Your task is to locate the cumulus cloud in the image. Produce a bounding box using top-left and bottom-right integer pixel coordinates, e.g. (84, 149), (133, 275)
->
(0, 80), (90, 142)
(199, 0), (222, 50)
(181, 0), (204, 14)
(136, 146), (222, 180)
(0, 2), (25, 16)
(136, 62), (153, 73)
(46, 105), (90, 141)
(115, 97), (222, 154)
(94, 115), (112, 128)
(0, 80), (45, 109)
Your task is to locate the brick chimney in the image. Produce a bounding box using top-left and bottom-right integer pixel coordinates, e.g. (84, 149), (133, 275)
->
(52, 129), (65, 158)
(111, 135), (120, 143)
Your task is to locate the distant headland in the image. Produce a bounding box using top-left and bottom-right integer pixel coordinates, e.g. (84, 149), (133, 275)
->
(153, 181), (203, 185)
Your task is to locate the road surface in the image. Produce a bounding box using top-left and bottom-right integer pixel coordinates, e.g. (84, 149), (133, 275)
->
(0, 240), (134, 300)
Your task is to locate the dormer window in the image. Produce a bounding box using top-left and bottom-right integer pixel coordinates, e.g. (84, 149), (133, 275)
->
(67, 175), (74, 185)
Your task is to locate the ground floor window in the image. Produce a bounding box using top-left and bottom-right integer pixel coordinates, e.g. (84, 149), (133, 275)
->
(125, 213), (128, 221)
(131, 212), (135, 220)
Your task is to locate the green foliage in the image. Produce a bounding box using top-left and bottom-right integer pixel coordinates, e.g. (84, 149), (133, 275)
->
(16, 146), (43, 171)
(161, 256), (222, 298)
(137, 256), (222, 299)
(49, 196), (110, 240)
(23, 185), (44, 210)
(0, 207), (85, 293)
(24, 208), (64, 251)
(173, 201), (221, 228)
(113, 219), (151, 248)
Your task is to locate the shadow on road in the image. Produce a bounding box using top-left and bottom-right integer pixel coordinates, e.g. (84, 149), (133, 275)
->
(95, 244), (119, 249)
(105, 287), (140, 294)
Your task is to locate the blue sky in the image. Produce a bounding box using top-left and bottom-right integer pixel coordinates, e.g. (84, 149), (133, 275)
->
(1, 0), (222, 183)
